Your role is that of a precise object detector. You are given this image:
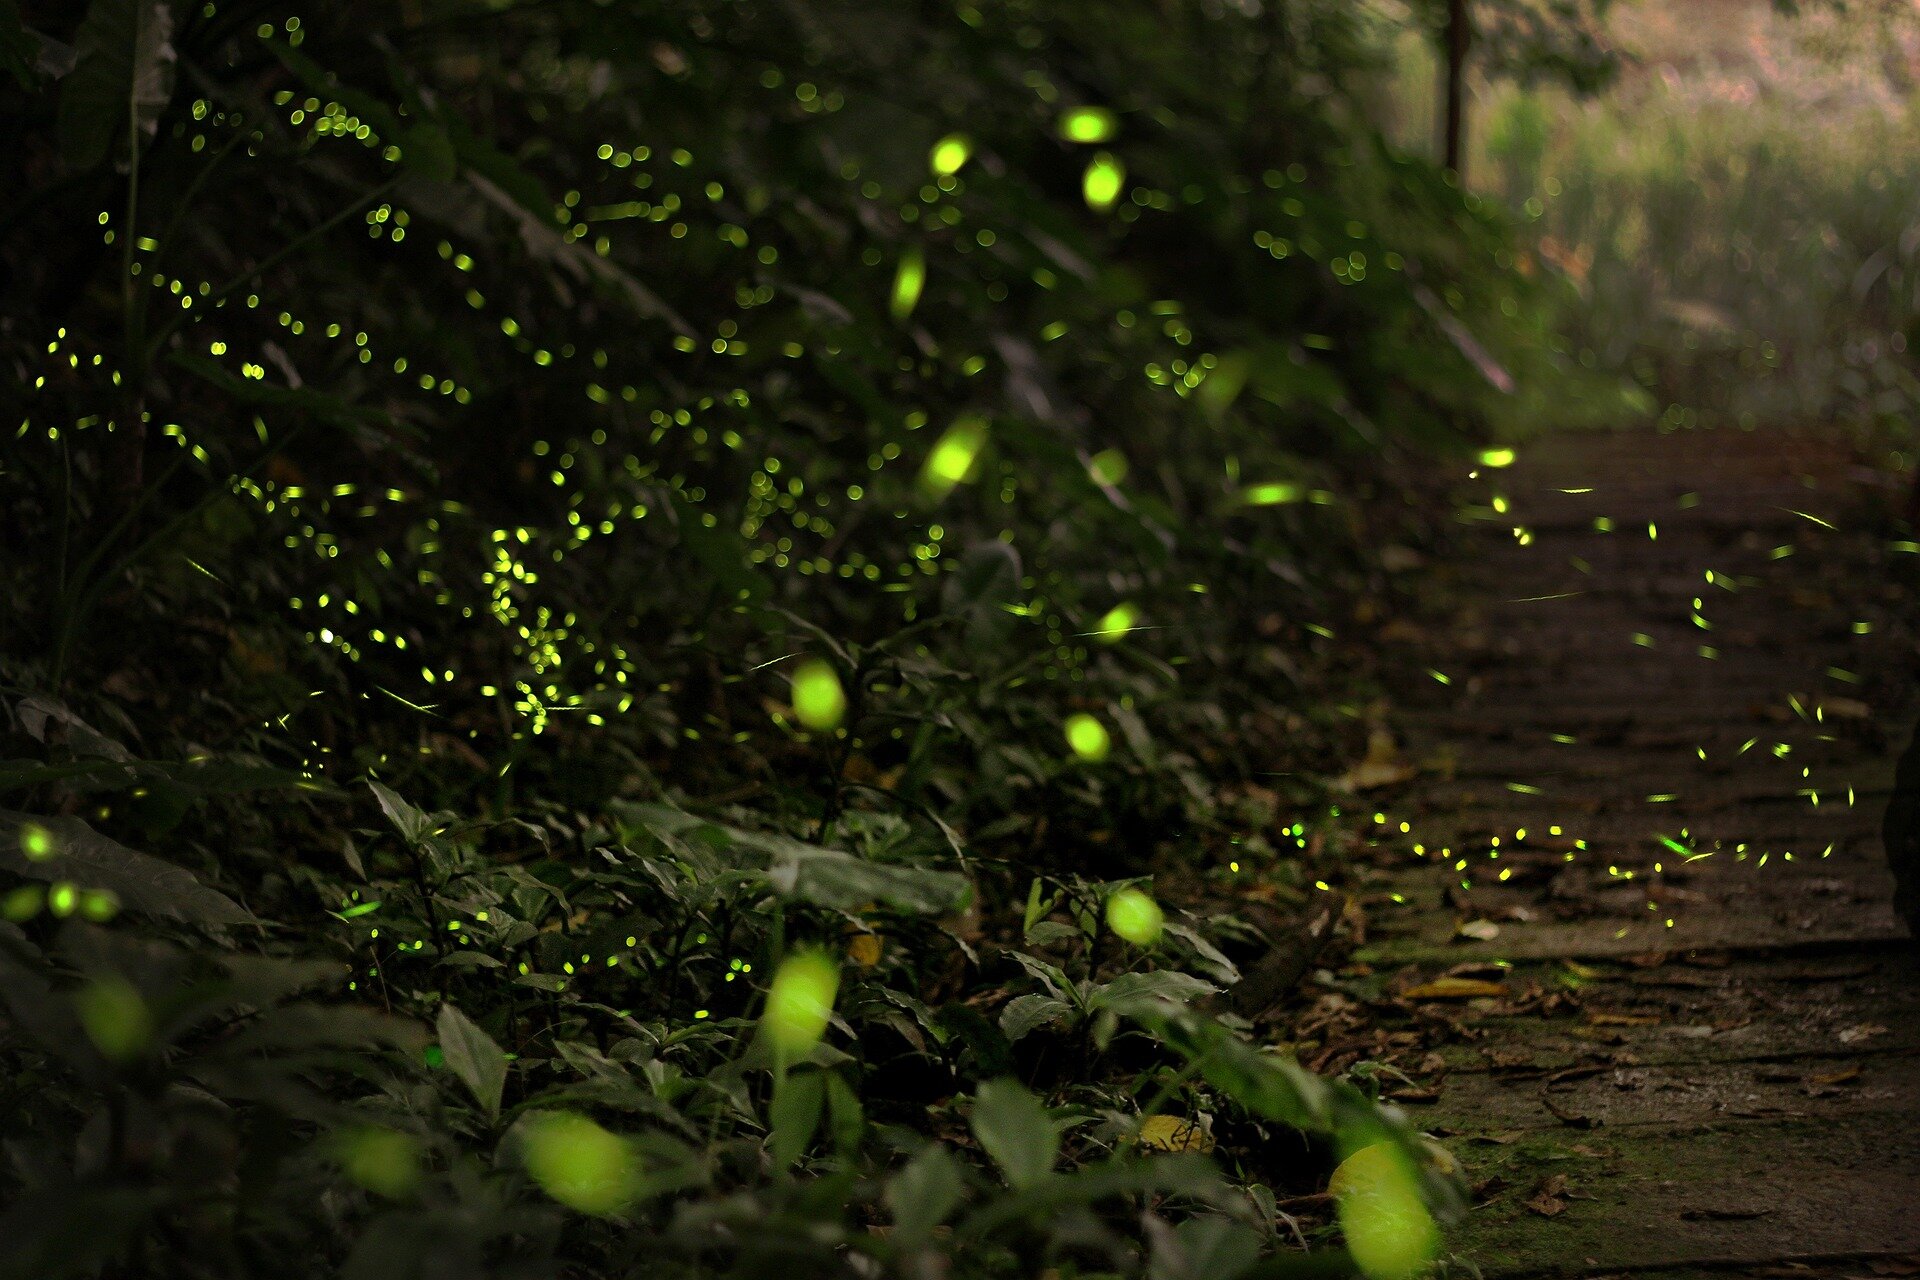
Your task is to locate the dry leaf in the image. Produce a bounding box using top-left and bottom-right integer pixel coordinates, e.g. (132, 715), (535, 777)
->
(1335, 728), (1417, 792)
(1404, 977), (1507, 1000)
(1137, 1115), (1214, 1154)
(1456, 918), (1501, 941)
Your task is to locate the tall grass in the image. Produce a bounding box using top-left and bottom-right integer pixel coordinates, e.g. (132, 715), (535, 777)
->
(1392, 0), (1920, 443)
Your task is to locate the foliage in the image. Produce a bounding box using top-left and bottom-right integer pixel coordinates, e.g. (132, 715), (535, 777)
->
(0, 0), (1583, 1274)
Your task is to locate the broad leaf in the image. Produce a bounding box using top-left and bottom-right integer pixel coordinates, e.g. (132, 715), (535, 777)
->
(55, 0), (174, 170)
(886, 1144), (965, 1244)
(767, 1069), (825, 1169)
(0, 811), (250, 924)
(969, 1078), (1058, 1190)
(998, 993), (1073, 1043)
(436, 1002), (507, 1121)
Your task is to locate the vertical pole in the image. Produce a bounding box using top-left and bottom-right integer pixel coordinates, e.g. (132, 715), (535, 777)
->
(1442, 0), (1471, 179)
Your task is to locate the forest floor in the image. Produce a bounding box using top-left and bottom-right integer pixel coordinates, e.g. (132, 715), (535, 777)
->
(1344, 425), (1920, 1277)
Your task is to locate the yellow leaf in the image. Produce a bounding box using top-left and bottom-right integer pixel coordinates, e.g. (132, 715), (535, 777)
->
(1137, 1114), (1213, 1153)
(847, 932), (883, 968)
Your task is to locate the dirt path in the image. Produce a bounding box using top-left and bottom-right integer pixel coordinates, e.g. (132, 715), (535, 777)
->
(1360, 426), (1920, 1276)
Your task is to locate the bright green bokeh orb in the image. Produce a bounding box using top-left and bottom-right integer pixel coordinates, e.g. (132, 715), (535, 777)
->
(1093, 603), (1138, 643)
(790, 659), (847, 731)
(1083, 153), (1125, 211)
(20, 822), (55, 862)
(764, 949), (840, 1059)
(929, 133), (972, 176)
(1058, 106), (1118, 143)
(522, 1112), (643, 1216)
(1105, 887), (1163, 947)
(921, 417), (989, 497)
(1330, 1142), (1440, 1280)
(1477, 447), (1516, 469)
(1065, 713), (1110, 761)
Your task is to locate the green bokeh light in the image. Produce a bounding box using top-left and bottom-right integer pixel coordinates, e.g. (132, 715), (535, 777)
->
(1477, 447), (1516, 468)
(929, 133), (972, 176)
(920, 416), (989, 497)
(1065, 713), (1110, 761)
(1330, 1142), (1440, 1280)
(522, 1111), (643, 1216)
(890, 247), (926, 320)
(1088, 448), (1129, 486)
(336, 1126), (423, 1198)
(77, 977), (153, 1064)
(763, 949), (839, 1059)
(1058, 106), (1118, 143)
(1093, 603), (1138, 642)
(1105, 887), (1163, 947)
(1083, 153), (1125, 211)
(790, 658), (847, 731)
(1243, 481), (1304, 506)
(20, 822), (54, 862)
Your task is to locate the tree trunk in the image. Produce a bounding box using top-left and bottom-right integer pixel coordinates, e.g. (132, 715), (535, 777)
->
(1441, 0), (1471, 178)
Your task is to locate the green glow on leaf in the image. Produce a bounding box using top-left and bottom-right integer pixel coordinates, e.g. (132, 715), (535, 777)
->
(1088, 448), (1129, 486)
(80, 889), (119, 922)
(77, 977), (153, 1064)
(1477, 447), (1516, 468)
(920, 417), (989, 497)
(1092, 603), (1138, 642)
(890, 247), (926, 320)
(1058, 107), (1118, 143)
(20, 822), (54, 862)
(1330, 1143), (1440, 1280)
(1243, 481), (1304, 506)
(47, 881), (78, 917)
(1, 884), (42, 921)
(1105, 887), (1163, 946)
(929, 133), (972, 176)
(790, 659), (847, 731)
(521, 1111), (643, 1216)
(764, 949), (840, 1059)
(1065, 713), (1111, 761)
(1083, 152), (1125, 211)
(336, 1127), (423, 1198)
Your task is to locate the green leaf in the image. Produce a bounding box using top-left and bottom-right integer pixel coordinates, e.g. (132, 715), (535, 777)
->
(886, 1145), (965, 1244)
(825, 1069), (864, 1157)
(436, 1001), (507, 1121)
(368, 780), (433, 845)
(969, 1078), (1058, 1190)
(998, 993), (1073, 1043)
(55, 0), (174, 170)
(1091, 969), (1216, 1012)
(768, 1068), (825, 1169)
(0, 810), (250, 924)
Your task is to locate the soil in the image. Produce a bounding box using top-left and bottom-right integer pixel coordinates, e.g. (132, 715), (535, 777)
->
(1351, 425), (1920, 1276)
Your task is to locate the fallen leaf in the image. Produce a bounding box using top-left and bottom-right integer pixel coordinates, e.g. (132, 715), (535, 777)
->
(847, 932), (883, 968)
(1585, 1011), (1661, 1027)
(1542, 1096), (1598, 1129)
(1136, 1115), (1214, 1154)
(1335, 728), (1418, 792)
(1805, 1065), (1861, 1088)
(1403, 977), (1508, 1001)
(1456, 918), (1501, 941)
(1837, 1023), (1889, 1044)
(1525, 1174), (1570, 1217)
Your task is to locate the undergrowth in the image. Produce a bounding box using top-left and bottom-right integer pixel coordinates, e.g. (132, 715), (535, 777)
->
(0, 1), (1596, 1276)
